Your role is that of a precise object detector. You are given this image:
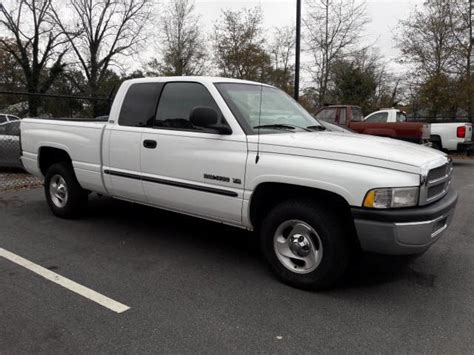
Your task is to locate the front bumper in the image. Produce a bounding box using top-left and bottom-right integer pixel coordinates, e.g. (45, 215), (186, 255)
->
(351, 189), (458, 255)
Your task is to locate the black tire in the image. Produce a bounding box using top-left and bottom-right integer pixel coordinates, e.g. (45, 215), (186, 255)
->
(260, 199), (352, 290)
(44, 163), (87, 218)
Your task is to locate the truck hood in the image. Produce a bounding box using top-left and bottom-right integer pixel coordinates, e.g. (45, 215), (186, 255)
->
(254, 131), (448, 174)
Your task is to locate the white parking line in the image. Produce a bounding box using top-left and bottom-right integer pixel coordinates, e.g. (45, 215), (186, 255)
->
(0, 247), (130, 314)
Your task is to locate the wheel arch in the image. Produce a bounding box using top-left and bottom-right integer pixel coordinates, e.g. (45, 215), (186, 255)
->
(248, 182), (360, 251)
(38, 146), (73, 176)
(249, 182), (350, 224)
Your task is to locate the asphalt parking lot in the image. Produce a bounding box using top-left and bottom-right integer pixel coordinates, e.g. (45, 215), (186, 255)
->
(1, 161), (473, 353)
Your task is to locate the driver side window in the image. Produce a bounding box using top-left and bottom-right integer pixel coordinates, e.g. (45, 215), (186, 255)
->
(155, 82), (229, 133)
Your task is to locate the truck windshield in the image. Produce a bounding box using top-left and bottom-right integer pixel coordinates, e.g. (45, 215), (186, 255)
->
(215, 83), (323, 134)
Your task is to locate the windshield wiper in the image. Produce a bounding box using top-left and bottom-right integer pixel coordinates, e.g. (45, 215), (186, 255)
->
(306, 125), (326, 131)
(253, 124), (312, 132)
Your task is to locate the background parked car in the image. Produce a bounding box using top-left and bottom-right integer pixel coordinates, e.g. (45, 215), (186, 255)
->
(0, 120), (22, 168)
(0, 113), (21, 124)
(315, 105), (430, 144)
(366, 109), (473, 152)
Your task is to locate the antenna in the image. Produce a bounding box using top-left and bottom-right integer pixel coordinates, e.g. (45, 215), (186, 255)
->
(255, 84), (263, 164)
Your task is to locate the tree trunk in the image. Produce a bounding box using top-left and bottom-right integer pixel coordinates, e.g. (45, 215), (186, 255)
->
(27, 94), (40, 117)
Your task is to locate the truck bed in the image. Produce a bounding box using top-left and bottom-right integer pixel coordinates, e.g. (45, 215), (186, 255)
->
(20, 118), (108, 193)
(429, 122), (472, 151)
(349, 121), (429, 143)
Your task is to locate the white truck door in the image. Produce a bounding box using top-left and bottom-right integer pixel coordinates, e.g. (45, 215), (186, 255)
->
(140, 81), (247, 224)
(103, 82), (163, 202)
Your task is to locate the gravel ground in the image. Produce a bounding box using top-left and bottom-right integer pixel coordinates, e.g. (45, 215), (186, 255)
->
(0, 169), (42, 192)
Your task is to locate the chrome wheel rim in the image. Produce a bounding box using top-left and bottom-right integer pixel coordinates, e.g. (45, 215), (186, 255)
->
(273, 219), (323, 274)
(49, 174), (68, 208)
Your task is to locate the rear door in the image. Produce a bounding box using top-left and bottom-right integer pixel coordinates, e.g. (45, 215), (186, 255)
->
(140, 81), (247, 224)
(103, 82), (162, 202)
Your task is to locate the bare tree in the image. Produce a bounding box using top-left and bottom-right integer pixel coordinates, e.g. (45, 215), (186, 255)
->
(449, 0), (473, 120)
(267, 26), (295, 93)
(51, 0), (151, 116)
(0, 0), (67, 116)
(396, 1), (464, 118)
(148, 0), (206, 76)
(304, 0), (368, 106)
(213, 7), (271, 81)
(269, 26), (295, 73)
(396, 1), (458, 79)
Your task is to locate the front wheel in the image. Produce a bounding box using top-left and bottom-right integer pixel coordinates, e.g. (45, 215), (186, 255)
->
(260, 199), (352, 290)
(44, 163), (87, 218)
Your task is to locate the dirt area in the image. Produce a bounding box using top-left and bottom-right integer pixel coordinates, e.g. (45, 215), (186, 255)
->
(0, 169), (42, 192)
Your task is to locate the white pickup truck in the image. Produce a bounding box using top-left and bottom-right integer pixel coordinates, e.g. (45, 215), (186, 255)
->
(429, 122), (473, 152)
(20, 77), (458, 290)
(366, 109), (473, 152)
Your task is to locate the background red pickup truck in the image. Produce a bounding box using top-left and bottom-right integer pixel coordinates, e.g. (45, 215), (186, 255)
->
(315, 105), (430, 144)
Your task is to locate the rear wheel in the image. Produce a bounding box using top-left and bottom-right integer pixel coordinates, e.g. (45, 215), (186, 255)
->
(44, 163), (87, 218)
(260, 199), (352, 290)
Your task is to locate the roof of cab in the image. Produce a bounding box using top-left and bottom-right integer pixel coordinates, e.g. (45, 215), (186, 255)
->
(123, 76), (273, 87)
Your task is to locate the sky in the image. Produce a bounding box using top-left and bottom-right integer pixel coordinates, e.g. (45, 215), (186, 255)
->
(136, 0), (421, 81)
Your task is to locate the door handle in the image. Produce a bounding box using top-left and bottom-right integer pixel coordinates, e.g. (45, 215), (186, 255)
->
(143, 139), (157, 149)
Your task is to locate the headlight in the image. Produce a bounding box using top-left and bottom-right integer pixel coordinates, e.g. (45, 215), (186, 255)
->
(363, 187), (419, 209)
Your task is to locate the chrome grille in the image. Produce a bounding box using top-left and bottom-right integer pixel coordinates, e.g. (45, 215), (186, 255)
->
(419, 161), (453, 205)
(427, 164), (451, 182)
(427, 182), (447, 198)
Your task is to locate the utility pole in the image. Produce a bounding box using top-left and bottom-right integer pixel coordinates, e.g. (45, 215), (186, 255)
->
(294, 0), (301, 101)
(469, 0), (474, 122)
(470, 0), (473, 68)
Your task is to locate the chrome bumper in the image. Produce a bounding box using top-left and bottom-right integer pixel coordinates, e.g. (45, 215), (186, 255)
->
(351, 189), (458, 255)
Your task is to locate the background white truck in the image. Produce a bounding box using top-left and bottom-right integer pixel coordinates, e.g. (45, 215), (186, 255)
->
(20, 77), (458, 290)
(429, 122), (473, 152)
(365, 109), (473, 152)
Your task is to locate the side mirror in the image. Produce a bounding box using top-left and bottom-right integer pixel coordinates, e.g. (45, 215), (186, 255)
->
(189, 106), (232, 135)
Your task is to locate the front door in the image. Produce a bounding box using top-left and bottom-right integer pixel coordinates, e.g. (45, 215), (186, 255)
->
(140, 81), (248, 224)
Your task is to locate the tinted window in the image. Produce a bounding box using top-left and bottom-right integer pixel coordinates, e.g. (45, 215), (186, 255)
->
(0, 115), (6, 124)
(155, 82), (225, 132)
(119, 83), (163, 127)
(315, 108), (337, 123)
(8, 115), (19, 121)
(351, 108), (364, 121)
(365, 112), (388, 123)
(339, 108), (347, 124)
